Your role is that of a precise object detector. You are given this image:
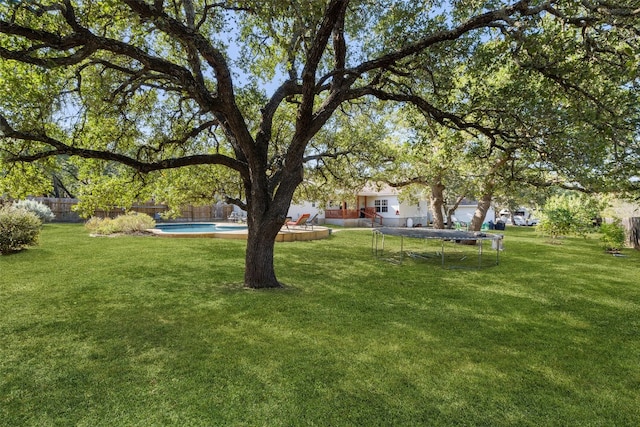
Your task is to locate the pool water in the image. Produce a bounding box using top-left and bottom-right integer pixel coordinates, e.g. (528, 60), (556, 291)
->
(150, 221), (330, 241)
(154, 223), (247, 233)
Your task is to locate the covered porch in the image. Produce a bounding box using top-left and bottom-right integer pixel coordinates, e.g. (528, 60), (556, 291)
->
(324, 200), (384, 227)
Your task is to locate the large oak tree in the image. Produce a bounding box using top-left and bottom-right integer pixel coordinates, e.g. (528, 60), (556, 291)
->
(1, 1), (638, 287)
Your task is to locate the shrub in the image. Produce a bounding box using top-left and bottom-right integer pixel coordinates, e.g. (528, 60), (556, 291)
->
(12, 199), (55, 222)
(537, 193), (603, 242)
(84, 216), (103, 233)
(85, 217), (119, 235)
(0, 206), (42, 254)
(537, 207), (572, 241)
(600, 219), (626, 252)
(115, 212), (156, 233)
(85, 212), (156, 235)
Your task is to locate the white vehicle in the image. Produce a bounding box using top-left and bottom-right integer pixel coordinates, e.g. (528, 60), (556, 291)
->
(513, 215), (527, 226)
(499, 207), (538, 226)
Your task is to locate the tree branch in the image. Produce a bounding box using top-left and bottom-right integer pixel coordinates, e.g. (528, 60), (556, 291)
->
(343, 1), (550, 84)
(0, 114), (248, 175)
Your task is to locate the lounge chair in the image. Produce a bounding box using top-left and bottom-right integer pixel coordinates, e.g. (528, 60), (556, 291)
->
(285, 213), (310, 230)
(304, 213), (318, 229)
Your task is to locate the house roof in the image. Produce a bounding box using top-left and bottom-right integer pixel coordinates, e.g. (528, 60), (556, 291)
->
(357, 183), (399, 196)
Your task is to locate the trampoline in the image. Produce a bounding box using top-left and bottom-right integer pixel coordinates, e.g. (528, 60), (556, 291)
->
(372, 227), (504, 269)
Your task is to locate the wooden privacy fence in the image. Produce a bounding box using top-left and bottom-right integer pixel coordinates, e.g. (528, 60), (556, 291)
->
(622, 217), (640, 249)
(28, 197), (235, 223)
(32, 198), (79, 222)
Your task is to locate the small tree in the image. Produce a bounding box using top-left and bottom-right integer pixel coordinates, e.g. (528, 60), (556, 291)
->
(537, 207), (575, 242)
(537, 193), (602, 243)
(600, 219), (626, 253)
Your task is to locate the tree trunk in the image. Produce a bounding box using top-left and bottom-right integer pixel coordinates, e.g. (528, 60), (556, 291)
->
(445, 195), (465, 230)
(469, 192), (493, 231)
(243, 198), (290, 288)
(242, 165), (300, 288)
(430, 182), (445, 229)
(444, 207), (454, 229)
(469, 165), (501, 232)
(244, 221), (282, 288)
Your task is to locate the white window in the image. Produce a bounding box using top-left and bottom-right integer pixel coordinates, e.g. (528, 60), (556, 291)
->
(375, 199), (388, 213)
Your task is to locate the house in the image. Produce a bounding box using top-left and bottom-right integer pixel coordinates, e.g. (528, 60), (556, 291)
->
(322, 184), (431, 227)
(304, 185), (497, 228)
(284, 184), (496, 228)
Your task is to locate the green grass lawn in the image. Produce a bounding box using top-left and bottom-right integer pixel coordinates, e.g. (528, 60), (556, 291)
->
(1, 224), (639, 426)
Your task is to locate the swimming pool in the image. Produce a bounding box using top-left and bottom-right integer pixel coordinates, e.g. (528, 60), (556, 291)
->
(149, 221), (331, 241)
(153, 222), (247, 233)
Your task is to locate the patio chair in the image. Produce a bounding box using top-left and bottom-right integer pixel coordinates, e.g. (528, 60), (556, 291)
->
(304, 213), (318, 229)
(285, 213), (310, 230)
(454, 221), (468, 231)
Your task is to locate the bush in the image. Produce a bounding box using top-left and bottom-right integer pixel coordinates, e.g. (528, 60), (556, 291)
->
(0, 206), (42, 254)
(537, 193), (603, 242)
(85, 212), (156, 235)
(12, 199), (55, 222)
(537, 207), (574, 241)
(600, 219), (626, 252)
(85, 217), (119, 235)
(115, 212), (156, 233)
